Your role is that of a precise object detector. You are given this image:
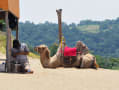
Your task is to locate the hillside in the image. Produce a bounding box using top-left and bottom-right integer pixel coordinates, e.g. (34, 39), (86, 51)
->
(1, 18), (119, 69)
(16, 18), (119, 57)
(77, 25), (100, 33)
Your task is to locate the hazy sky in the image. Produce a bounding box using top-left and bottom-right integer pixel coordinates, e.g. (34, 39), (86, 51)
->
(20, 0), (119, 24)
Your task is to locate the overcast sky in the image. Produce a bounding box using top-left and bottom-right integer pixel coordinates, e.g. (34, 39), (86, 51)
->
(19, 0), (119, 24)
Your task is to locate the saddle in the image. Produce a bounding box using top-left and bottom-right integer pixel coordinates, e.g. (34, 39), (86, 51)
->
(61, 46), (78, 66)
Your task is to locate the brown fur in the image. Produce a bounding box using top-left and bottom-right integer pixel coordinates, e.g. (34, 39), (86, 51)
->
(34, 44), (99, 69)
(93, 58), (99, 69)
(34, 45), (61, 68)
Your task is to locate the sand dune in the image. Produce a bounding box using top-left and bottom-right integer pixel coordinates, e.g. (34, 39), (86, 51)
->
(0, 54), (119, 90)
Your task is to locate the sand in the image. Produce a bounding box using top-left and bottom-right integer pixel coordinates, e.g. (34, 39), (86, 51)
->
(0, 53), (119, 90)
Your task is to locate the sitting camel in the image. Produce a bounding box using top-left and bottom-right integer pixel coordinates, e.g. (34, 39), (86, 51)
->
(34, 42), (99, 69)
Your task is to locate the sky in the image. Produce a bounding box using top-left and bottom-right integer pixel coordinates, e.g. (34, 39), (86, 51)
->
(19, 0), (119, 24)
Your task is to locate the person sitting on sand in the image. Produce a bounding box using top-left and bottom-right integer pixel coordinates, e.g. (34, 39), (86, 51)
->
(11, 39), (33, 73)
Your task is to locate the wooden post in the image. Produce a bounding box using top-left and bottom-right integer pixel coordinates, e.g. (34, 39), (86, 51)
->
(56, 9), (62, 44)
(5, 11), (12, 72)
(16, 19), (19, 40)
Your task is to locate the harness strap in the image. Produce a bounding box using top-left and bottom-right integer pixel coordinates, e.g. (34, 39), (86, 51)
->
(79, 56), (83, 68)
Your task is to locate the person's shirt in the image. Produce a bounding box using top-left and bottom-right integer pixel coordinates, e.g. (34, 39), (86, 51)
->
(11, 43), (29, 63)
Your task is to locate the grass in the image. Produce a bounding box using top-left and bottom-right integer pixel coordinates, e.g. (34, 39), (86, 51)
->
(29, 52), (40, 58)
(0, 31), (6, 54)
(77, 25), (100, 33)
(111, 66), (119, 70)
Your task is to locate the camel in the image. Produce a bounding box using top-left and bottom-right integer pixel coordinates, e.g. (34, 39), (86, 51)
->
(34, 43), (99, 69)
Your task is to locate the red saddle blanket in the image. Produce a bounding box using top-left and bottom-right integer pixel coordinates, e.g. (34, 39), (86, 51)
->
(64, 46), (77, 56)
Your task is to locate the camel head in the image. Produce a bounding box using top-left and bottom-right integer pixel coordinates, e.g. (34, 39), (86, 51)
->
(34, 44), (50, 59)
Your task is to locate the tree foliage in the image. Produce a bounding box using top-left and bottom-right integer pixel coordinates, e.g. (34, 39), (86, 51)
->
(11, 17), (119, 58)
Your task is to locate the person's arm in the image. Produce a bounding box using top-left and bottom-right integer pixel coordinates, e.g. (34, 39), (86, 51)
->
(13, 44), (30, 56)
(14, 51), (29, 56)
(11, 48), (18, 57)
(20, 43), (30, 55)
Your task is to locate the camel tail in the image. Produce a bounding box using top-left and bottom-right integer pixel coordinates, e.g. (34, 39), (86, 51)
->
(92, 57), (99, 69)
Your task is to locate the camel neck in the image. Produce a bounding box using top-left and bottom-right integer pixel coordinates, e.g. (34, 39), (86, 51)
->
(40, 53), (50, 68)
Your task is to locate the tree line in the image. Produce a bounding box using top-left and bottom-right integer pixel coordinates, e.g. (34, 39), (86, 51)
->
(14, 18), (119, 58)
